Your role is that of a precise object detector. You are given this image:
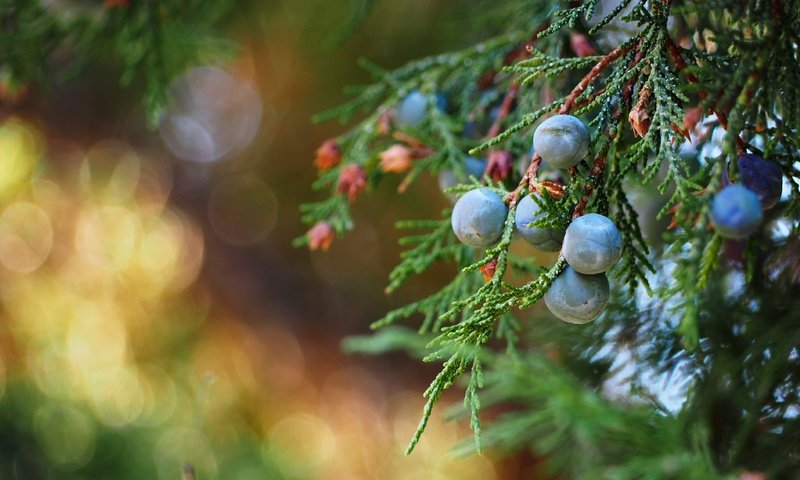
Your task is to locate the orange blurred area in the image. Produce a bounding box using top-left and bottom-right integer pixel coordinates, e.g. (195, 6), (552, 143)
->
(0, 2), (544, 480)
(0, 2), (538, 478)
(0, 115), (512, 479)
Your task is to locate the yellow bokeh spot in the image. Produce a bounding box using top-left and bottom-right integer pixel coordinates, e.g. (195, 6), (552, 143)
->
(0, 201), (53, 273)
(66, 310), (128, 374)
(79, 141), (141, 203)
(268, 413), (337, 478)
(85, 365), (145, 427)
(0, 118), (39, 198)
(27, 342), (72, 399)
(75, 205), (142, 270)
(133, 214), (182, 293)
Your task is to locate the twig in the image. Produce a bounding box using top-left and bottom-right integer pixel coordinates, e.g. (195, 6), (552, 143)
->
(573, 147), (610, 219)
(666, 38), (747, 153)
(559, 41), (636, 114)
(507, 42), (632, 206)
(486, 82), (520, 139)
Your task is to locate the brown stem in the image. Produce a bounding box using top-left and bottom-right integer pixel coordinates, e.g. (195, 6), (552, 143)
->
(559, 41), (636, 114)
(505, 42), (629, 206)
(504, 28), (631, 210)
(621, 42), (645, 108)
(483, 20), (552, 140)
(572, 87), (607, 110)
(666, 37), (747, 153)
(505, 152), (542, 205)
(549, 43), (633, 215)
(573, 150), (609, 219)
(392, 131), (426, 148)
(486, 82), (520, 139)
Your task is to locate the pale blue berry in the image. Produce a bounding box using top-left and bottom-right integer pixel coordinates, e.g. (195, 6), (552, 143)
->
(451, 188), (507, 248)
(532, 115), (590, 169)
(514, 194), (565, 252)
(544, 267), (610, 324)
(396, 91), (428, 127)
(562, 213), (622, 274)
(710, 184), (763, 238)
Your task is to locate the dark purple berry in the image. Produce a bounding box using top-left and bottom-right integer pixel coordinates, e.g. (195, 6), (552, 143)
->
(738, 154), (782, 210)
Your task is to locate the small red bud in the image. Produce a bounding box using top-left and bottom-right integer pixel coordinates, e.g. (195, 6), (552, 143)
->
(379, 145), (413, 173)
(628, 106), (651, 137)
(481, 258), (499, 282)
(486, 151), (514, 182)
(337, 164), (367, 202)
(307, 222), (335, 252)
(314, 139), (342, 171)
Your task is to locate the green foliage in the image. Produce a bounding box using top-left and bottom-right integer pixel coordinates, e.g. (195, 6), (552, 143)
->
(0, 1), (64, 90)
(301, 0), (800, 477)
(0, 0), (236, 123)
(455, 352), (724, 479)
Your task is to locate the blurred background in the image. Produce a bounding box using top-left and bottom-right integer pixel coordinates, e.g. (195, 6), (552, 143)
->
(0, 1), (542, 478)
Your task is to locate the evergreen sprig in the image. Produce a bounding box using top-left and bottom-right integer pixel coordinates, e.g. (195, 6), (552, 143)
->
(302, 0), (800, 475)
(0, 0), (236, 123)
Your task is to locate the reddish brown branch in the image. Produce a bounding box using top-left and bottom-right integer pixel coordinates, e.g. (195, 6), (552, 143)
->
(559, 41), (636, 114)
(573, 88), (606, 110)
(553, 44), (633, 216)
(506, 43), (631, 207)
(666, 38), (747, 153)
(392, 131), (427, 149)
(572, 151), (609, 219)
(483, 21), (553, 140)
(487, 82), (520, 139)
(621, 43), (645, 108)
(506, 152), (542, 206)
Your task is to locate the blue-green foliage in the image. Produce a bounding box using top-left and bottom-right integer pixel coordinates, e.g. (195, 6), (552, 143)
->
(312, 0), (800, 476)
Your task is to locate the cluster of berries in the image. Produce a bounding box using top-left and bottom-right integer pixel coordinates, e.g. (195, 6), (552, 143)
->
(710, 153), (783, 239)
(451, 115), (622, 324)
(313, 91), (782, 325)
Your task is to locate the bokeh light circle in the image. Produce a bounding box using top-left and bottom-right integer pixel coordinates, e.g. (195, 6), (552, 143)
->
(33, 404), (96, 468)
(0, 202), (53, 273)
(0, 118), (39, 198)
(159, 67), (261, 163)
(268, 413), (337, 478)
(75, 205), (142, 269)
(80, 141), (142, 203)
